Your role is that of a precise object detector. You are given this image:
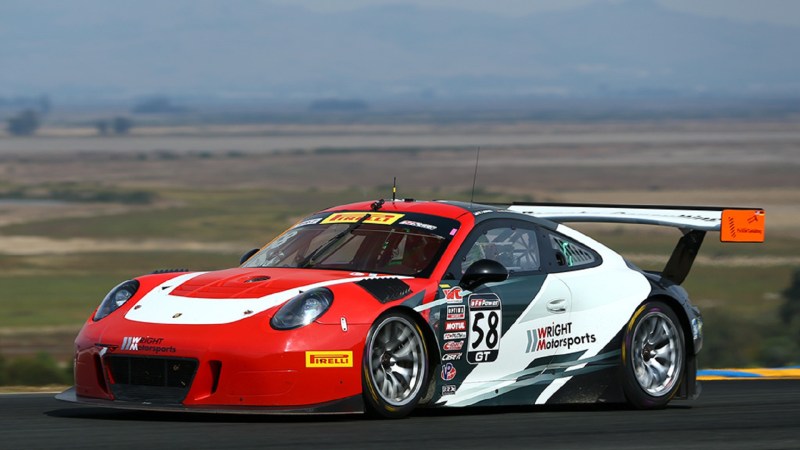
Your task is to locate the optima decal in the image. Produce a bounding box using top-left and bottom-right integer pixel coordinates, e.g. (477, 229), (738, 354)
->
(121, 336), (175, 354)
(320, 212), (404, 225)
(305, 351), (353, 368)
(524, 322), (596, 353)
(446, 305), (465, 320)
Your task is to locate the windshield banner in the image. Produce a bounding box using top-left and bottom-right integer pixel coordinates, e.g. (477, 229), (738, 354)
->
(321, 212), (405, 225)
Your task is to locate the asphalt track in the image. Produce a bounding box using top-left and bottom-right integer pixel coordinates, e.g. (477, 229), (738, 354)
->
(1, 380), (798, 450)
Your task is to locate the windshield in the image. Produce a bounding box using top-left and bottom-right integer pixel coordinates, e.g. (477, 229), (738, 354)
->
(242, 211), (460, 277)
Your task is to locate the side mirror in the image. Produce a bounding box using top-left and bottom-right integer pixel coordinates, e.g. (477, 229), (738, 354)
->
(459, 259), (508, 291)
(240, 248), (259, 265)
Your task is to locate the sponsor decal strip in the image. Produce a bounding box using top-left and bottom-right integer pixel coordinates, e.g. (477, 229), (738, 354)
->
(321, 212), (404, 225)
(398, 220), (437, 231)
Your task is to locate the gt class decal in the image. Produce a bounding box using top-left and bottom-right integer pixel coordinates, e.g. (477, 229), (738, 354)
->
(467, 293), (502, 364)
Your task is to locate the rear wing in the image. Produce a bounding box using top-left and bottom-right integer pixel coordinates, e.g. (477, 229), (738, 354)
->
(503, 202), (765, 284)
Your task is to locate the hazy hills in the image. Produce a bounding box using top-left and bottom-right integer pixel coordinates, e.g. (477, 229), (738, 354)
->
(2, 0), (799, 101)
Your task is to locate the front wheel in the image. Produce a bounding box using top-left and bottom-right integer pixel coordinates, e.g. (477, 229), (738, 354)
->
(621, 301), (685, 409)
(362, 311), (430, 419)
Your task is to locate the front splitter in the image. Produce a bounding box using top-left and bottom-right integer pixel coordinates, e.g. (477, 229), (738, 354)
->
(55, 387), (365, 415)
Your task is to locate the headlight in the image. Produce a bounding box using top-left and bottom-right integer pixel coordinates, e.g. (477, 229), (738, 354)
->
(270, 288), (333, 330)
(93, 280), (140, 321)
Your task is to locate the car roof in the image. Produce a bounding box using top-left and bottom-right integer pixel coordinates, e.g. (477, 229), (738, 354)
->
(322, 199), (483, 220)
(321, 199), (558, 230)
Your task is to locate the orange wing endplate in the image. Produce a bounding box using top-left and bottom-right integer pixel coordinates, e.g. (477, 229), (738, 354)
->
(720, 209), (765, 243)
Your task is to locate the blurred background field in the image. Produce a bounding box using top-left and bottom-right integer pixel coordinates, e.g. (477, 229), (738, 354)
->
(2, 0), (800, 385)
(1, 116), (799, 382)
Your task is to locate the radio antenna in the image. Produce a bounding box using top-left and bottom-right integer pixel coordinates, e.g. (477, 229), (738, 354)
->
(392, 177), (397, 201)
(470, 147), (480, 206)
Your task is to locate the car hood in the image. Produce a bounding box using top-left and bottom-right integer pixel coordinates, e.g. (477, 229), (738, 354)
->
(159, 268), (371, 299)
(124, 268), (410, 325)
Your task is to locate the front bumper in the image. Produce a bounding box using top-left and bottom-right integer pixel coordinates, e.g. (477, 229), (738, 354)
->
(70, 319), (370, 410)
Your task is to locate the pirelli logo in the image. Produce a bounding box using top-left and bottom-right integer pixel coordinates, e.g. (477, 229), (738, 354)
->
(320, 212), (404, 225)
(305, 351), (353, 368)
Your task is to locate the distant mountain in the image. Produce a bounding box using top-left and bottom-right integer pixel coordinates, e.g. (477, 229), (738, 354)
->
(1, 0), (799, 101)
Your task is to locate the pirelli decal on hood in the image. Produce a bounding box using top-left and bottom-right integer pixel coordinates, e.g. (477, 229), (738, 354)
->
(321, 212), (404, 225)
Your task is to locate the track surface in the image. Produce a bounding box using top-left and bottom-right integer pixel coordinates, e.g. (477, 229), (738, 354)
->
(2, 380), (798, 449)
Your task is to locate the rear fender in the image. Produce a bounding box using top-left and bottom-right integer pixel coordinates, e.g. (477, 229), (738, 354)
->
(646, 295), (700, 400)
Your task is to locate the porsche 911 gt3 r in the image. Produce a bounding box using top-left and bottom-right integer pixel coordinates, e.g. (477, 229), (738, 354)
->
(57, 199), (765, 418)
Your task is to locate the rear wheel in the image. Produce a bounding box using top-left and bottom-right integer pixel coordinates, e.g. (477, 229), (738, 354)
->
(362, 311), (429, 419)
(621, 301), (685, 409)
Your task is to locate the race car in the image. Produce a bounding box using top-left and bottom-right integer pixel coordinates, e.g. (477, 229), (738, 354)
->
(57, 199), (765, 418)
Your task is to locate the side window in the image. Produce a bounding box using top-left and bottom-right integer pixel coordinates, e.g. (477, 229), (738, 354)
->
(460, 226), (541, 275)
(546, 231), (600, 271)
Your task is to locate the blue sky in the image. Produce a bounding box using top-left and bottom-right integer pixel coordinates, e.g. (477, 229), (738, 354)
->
(272, 0), (800, 27)
(2, 0), (799, 101)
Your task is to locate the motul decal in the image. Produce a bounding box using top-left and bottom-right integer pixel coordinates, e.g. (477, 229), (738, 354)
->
(445, 321), (466, 331)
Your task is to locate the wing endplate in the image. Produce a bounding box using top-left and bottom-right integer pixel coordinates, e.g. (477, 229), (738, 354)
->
(720, 209), (765, 243)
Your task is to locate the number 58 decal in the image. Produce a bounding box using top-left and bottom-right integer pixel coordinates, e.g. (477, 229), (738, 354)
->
(467, 293), (502, 364)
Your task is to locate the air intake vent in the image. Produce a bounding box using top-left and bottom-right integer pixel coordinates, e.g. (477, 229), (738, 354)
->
(356, 278), (412, 303)
(106, 355), (197, 404)
(151, 268), (189, 274)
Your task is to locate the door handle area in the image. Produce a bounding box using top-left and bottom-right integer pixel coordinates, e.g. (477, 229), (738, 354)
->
(547, 298), (568, 314)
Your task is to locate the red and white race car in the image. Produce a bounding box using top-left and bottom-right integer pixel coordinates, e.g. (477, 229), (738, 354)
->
(58, 199), (764, 417)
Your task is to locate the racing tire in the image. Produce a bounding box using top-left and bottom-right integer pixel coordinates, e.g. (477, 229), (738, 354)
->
(362, 310), (430, 419)
(621, 300), (685, 409)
